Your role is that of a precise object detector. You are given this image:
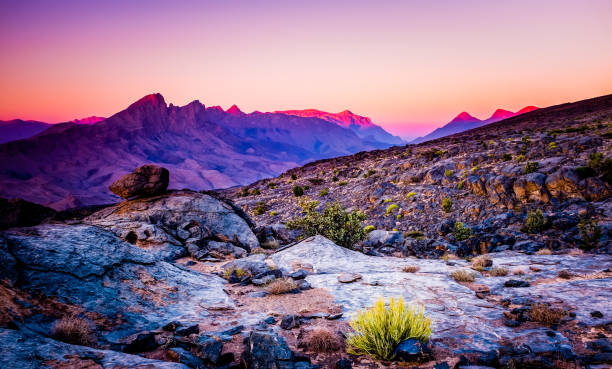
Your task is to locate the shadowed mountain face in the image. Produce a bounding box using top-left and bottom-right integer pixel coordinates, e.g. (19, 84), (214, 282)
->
(0, 94), (399, 209)
(0, 120), (52, 144)
(411, 106), (539, 143)
(276, 109), (404, 147)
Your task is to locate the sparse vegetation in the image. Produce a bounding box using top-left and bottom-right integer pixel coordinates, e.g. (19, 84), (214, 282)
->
(346, 297), (431, 360)
(578, 218), (602, 250)
(270, 211), (278, 216)
(441, 197), (453, 213)
(557, 269), (572, 279)
(444, 169), (453, 177)
(406, 191), (417, 199)
(502, 153), (512, 161)
(364, 225), (375, 233)
(523, 210), (548, 233)
(265, 278), (297, 295)
(516, 154), (525, 162)
(386, 204), (399, 215)
(450, 270), (476, 282)
(223, 267), (248, 280)
(292, 185), (304, 197)
(548, 141), (557, 150)
(319, 189), (328, 196)
(457, 181), (464, 190)
(254, 201), (267, 215)
(402, 265), (420, 273)
(338, 180), (348, 186)
(524, 161), (539, 174)
(528, 303), (567, 325)
(51, 316), (94, 346)
(452, 221), (472, 241)
(291, 174), (297, 180)
(302, 328), (343, 353)
(471, 255), (492, 269)
(489, 266), (509, 276)
(287, 199), (367, 249)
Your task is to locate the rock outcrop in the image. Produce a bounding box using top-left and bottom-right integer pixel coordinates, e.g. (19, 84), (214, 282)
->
(109, 164), (170, 199)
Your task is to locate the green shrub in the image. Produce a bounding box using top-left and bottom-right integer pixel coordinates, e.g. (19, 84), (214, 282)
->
(254, 201), (267, 215)
(319, 189), (328, 197)
(363, 225), (375, 233)
(548, 142), (557, 150)
(292, 185), (304, 197)
(406, 192), (417, 199)
(452, 221), (472, 241)
(444, 169), (453, 177)
(522, 135), (530, 143)
(286, 200), (367, 249)
(576, 166), (596, 179)
(386, 204), (399, 215)
(524, 162), (539, 174)
(241, 188), (250, 197)
(346, 297), (431, 360)
(457, 181), (464, 190)
(252, 188), (261, 195)
(523, 210), (547, 233)
(404, 230), (424, 238)
(396, 214), (402, 220)
(270, 211), (278, 216)
(471, 166), (478, 172)
(502, 153), (512, 161)
(332, 176), (339, 182)
(338, 181), (348, 186)
(450, 270), (475, 282)
(441, 198), (453, 213)
(578, 218), (601, 250)
(384, 198), (392, 203)
(588, 152), (612, 184)
(516, 154), (525, 162)
(291, 174), (297, 180)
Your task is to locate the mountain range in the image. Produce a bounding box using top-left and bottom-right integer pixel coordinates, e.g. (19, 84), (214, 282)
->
(411, 106), (538, 143)
(0, 116), (106, 144)
(0, 94), (402, 209)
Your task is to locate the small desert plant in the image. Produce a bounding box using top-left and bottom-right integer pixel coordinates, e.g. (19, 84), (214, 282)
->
(386, 204), (399, 215)
(457, 181), (464, 190)
(471, 255), (492, 269)
(287, 199), (367, 249)
(302, 328), (342, 353)
(502, 153), (512, 161)
(528, 303), (567, 325)
(471, 166), (479, 172)
(404, 230), (424, 238)
(338, 180), (348, 186)
(452, 221), (472, 241)
(384, 198), (392, 203)
(406, 191), (417, 199)
(524, 162), (539, 174)
(522, 135), (530, 143)
(51, 316), (94, 346)
(364, 225), (375, 233)
(254, 201), (267, 215)
(578, 218), (602, 250)
(292, 185), (304, 197)
(270, 211), (278, 216)
(441, 197), (453, 213)
(548, 142), (557, 150)
(265, 278), (297, 295)
(523, 210), (547, 233)
(402, 265), (420, 273)
(332, 176), (339, 182)
(516, 154), (525, 162)
(576, 166), (596, 180)
(319, 189), (328, 196)
(291, 174), (297, 180)
(557, 269), (572, 279)
(444, 169), (453, 177)
(346, 297), (431, 360)
(450, 270), (476, 282)
(489, 266), (509, 276)
(241, 188), (250, 197)
(223, 267), (248, 280)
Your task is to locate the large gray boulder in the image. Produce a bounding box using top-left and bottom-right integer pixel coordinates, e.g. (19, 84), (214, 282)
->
(109, 164), (169, 199)
(513, 172), (550, 203)
(0, 224), (233, 343)
(86, 190), (258, 258)
(0, 328), (188, 369)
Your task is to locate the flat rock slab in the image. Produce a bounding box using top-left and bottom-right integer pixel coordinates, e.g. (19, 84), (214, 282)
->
(0, 328), (188, 369)
(1, 224), (233, 343)
(270, 235), (612, 354)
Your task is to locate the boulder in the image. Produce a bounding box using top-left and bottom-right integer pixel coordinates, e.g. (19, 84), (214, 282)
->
(365, 230), (404, 248)
(0, 198), (56, 230)
(545, 167), (581, 199)
(467, 175), (487, 196)
(485, 175), (514, 207)
(513, 173), (550, 203)
(86, 190), (259, 256)
(338, 273), (362, 283)
(243, 330), (313, 369)
(222, 254), (270, 276)
(580, 177), (612, 202)
(393, 338), (430, 362)
(109, 164), (169, 199)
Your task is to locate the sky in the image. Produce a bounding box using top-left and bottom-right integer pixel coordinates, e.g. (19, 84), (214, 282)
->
(1, 0), (611, 139)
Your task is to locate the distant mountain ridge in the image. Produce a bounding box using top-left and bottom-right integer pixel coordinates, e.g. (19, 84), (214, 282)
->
(0, 93), (401, 209)
(411, 106), (538, 143)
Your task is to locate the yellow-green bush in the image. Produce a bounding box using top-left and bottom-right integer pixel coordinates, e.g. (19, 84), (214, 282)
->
(406, 192), (417, 199)
(346, 297), (431, 360)
(386, 204), (399, 215)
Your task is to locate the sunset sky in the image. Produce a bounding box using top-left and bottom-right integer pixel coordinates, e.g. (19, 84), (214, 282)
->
(1, 0), (611, 139)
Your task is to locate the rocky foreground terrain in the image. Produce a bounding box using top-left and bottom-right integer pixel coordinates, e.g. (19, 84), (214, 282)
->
(0, 94), (611, 369)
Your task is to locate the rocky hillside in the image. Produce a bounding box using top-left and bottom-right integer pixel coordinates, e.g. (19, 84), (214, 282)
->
(0, 94), (400, 210)
(225, 93), (612, 256)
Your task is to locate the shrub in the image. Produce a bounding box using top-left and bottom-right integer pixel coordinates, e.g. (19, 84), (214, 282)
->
(523, 210), (547, 233)
(489, 266), (509, 276)
(319, 189), (328, 197)
(452, 222), (472, 241)
(441, 198), (453, 213)
(402, 265), (420, 273)
(444, 169), (453, 177)
(286, 200), (367, 249)
(241, 188), (250, 197)
(548, 142), (557, 150)
(302, 328), (342, 353)
(363, 225), (375, 233)
(254, 201), (267, 215)
(223, 267), (248, 280)
(386, 204), (399, 215)
(265, 278), (297, 295)
(516, 154), (525, 162)
(457, 181), (464, 190)
(338, 181), (348, 186)
(384, 198), (392, 203)
(588, 152), (612, 184)
(332, 176), (339, 182)
(346, 297), (431, 360)
(524, 162), (539, 174)
(292, 185), (304, 197)
(406, 192), (417, 199)
(578, 218), (602, 250)
(471, 255), (492, 269)
(502, 153), (512, 161)
(557, 269), (572, 279)
(471, 166), (479, 172)
(396, 214), (402, 220)
(291, 174), (297, 180)
(270, 211), (278, 216)
(528, 303), (567, 325)
(450, 270), (475, 282)
(522, 135), (530, 143)
(51, 316), (94, 346)
(576, 166), (596, 180)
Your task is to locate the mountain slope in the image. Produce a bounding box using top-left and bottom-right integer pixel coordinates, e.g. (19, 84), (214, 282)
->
(276, 109), (404, 147)
(412, 106), (539, 143)
(0, 119), (52, 144)
(0, 94), (398, 209)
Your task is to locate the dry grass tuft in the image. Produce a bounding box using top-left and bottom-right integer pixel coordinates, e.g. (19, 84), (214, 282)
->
(402, 265), (420, 273)
(536, 248), (553, 255)
(265, 278), (297, 295)
(303, 328), (343, 353)
(528, 303), (567, 325)
(472, 255), (492, 269)
(450, 270), (476, 282)
(51, 316), (94, 346)
(489, 266), (509, 276)
(557, 269), (572, 279)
